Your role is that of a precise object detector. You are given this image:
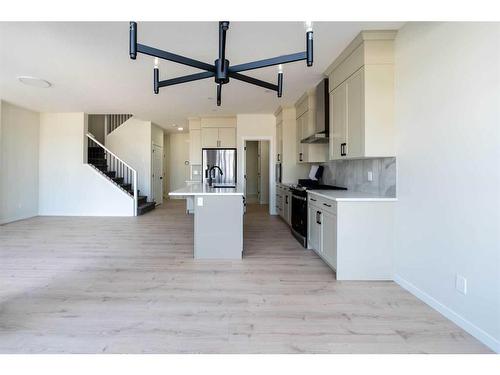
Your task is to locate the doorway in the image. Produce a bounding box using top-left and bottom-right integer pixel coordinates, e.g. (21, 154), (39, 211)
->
(244, 140), (270, 205)
(151, 143), (164, 205)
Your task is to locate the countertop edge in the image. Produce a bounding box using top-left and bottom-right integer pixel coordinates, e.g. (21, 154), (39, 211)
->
(308, 190), (398, 202)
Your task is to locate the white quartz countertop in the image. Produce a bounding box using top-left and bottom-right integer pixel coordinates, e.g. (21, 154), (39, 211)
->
(169, 182), (244, 196)
(308, 189), (397, 202)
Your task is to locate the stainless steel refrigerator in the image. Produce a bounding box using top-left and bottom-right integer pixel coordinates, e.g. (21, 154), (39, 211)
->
(202, 148), (237, 186)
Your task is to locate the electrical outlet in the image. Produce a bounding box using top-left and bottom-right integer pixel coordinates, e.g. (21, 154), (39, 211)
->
(367, 171), (373, 182)
(197, 197), (204, 207)
(456, 274), (467, 295)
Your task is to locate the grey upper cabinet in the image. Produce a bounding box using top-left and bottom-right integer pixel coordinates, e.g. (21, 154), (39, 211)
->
(294, 91), (328, 163)
(326, 30), (397, 160)
(274, 107), (309, 184)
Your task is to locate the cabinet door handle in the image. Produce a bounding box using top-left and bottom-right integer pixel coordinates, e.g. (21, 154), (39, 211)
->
(316, 211), (322, 225)
(285, 195), (288, 204)
(299, 152), (303, 161)
(277, 153), (281, 162)
(310, 198), (317, 202)
(340, 142), (347, 156)
(323, 203), (332, 208)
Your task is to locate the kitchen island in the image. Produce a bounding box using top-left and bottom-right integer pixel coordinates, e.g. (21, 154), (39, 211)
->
(169, 183), (244, 260)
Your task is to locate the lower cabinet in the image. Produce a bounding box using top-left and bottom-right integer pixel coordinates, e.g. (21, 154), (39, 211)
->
(308, 205), (321, 255)
(283, 189), (292, 226)
(276, 184), (292, 226)
(308, 201), (337, 270)
(307, 191), (395, 280)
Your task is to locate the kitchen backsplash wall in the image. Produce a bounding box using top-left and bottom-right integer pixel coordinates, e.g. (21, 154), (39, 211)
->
(320, 157), (396, 197)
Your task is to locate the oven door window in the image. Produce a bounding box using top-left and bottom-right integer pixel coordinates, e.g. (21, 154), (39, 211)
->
(291, 195), (307, 237)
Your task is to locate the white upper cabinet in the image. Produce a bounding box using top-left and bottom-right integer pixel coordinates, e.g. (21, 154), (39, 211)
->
(199, 117), (237, 149)
(201, 127), (219, 148)
(218, 127), (236, 148)
(295, 91), (328, 163)
(276, 120), (283, 162)
(325, 30), (397, 160)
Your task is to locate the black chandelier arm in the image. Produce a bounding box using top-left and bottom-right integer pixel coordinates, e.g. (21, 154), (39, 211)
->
(229, 72), (278, 92)
(228, 52), (307, 73)
(157, 71), (215, 89)
(136, 43), (215, 73)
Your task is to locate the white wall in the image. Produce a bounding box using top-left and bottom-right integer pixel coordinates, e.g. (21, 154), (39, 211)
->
(0, 101), (40, 224)
(259, 140), (270, 204)
(106, 117), (153, 201)
(151, 123), (164, 147)
(394, 22), (500, 352)
(237, 114), (276, 214)
(38, 112), (134, 216)
(163, 132), (170, 198)
(168, 132), (189, 193)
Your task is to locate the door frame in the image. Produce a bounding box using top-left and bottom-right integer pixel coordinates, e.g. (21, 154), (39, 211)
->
(241, 136), (275, 215)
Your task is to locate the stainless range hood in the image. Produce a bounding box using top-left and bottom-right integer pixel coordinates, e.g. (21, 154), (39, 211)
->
(301, 78), (330, 144)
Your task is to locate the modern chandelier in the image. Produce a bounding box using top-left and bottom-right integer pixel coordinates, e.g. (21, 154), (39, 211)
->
(129, 21), (314, 106)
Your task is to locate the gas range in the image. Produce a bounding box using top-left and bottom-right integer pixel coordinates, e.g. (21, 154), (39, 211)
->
(290, 179), (346, 248)
(290, 180), (347, 197)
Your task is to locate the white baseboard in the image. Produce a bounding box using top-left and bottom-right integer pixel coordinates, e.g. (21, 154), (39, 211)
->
(394, 275), (499, 353)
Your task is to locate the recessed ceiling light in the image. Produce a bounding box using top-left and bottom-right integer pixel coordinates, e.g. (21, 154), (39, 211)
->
(177, 127), (184, 131)
(17, 76), (52, 88)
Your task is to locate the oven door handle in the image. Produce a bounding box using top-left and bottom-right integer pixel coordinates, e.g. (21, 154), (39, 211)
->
(292, 195), (307, 201)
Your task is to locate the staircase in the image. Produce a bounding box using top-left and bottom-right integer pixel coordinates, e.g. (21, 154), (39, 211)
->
(106, 114), (133, 135)
(86, 133), (156, 216)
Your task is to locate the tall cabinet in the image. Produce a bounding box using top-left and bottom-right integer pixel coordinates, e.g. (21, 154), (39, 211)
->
(295, 90), (328, 163)
(326, 30), (397, 160)
(274, 106), (309, 183)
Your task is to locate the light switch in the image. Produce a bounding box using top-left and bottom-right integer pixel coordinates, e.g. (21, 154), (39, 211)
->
(197, 197), (204, 206)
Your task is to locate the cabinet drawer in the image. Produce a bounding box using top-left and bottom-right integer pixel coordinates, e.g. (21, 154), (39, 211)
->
(308, 193), (336, 215)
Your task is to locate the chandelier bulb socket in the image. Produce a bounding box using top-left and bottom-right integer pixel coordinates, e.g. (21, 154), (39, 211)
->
(306, 30), (314, 67)
(153, 67), (159, 94)
(277, 72), (283, 98)
(129, 22), (137, 60)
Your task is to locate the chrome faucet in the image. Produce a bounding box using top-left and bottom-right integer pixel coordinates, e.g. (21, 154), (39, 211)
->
(207, 165), (223, 187)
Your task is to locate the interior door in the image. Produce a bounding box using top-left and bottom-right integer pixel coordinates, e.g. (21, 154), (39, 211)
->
(330, 82), (347, 160)
(218, 127), (236, 148)
(152, 143), (163, 205)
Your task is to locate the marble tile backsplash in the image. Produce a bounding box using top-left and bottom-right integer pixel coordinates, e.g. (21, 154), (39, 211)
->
(320, 157), (397, 197)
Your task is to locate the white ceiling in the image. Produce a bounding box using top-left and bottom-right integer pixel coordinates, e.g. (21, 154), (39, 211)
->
(0, 21), (402, 132)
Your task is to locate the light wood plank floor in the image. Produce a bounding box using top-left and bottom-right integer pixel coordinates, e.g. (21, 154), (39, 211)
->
(0, 200), (491, 353)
